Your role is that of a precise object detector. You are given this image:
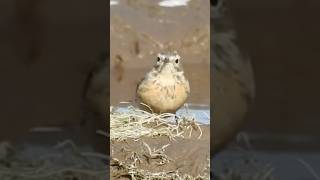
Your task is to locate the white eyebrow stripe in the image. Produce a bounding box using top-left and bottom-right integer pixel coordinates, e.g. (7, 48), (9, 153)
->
(171, 55), (180, 61)
(157, 54), (165, 60)
(157, 53), (181, 61)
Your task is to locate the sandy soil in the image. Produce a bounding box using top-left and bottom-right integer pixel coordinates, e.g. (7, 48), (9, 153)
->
(110, 125), (210, 179)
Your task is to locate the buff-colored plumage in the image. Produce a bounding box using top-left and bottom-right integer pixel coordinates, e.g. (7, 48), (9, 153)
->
(136, 52), (190, 113)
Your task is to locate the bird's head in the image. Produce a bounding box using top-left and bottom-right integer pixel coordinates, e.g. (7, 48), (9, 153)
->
(153, 52), (184, 75)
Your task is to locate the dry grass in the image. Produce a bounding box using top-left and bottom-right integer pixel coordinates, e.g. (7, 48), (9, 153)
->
(0, 140), (108, 180)
(110, 141), (210, 180)
(110, 104), (203, 142)
(111, 158), (209, 180)
(0, 104), (208, 180)
(110, 104), (209, 180)
(213, 133), (275, 180)
(214, 161), (274, 180)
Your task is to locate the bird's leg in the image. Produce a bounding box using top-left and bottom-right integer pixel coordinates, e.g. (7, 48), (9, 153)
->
(174, 114), (179, 125)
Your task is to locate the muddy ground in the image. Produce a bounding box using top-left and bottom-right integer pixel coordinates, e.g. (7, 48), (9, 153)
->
(111, 125), (210, 179)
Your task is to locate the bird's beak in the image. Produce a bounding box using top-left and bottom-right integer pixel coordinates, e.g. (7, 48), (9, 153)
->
(160, 60), (174, 74)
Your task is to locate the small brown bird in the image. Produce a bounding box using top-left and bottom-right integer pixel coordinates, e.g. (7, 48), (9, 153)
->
(136, 52), (190, 114)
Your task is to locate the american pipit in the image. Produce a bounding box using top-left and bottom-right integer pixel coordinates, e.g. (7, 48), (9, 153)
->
(136, 52), (190, 114)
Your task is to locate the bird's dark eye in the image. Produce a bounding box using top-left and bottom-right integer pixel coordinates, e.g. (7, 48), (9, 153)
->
(157, 57), (161, 62)
(175, 59), (179, 63)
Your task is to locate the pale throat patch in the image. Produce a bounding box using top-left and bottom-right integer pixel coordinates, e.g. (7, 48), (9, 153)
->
(156, 73), (177, 87)
(161, 63), (176, 74)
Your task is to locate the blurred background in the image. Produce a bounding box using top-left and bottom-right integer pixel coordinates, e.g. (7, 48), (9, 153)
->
(0, 0), (106, 147)
(213, 0), (320, 179)
(230, 0), (320, 150)
(0, 0), (108, 179)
